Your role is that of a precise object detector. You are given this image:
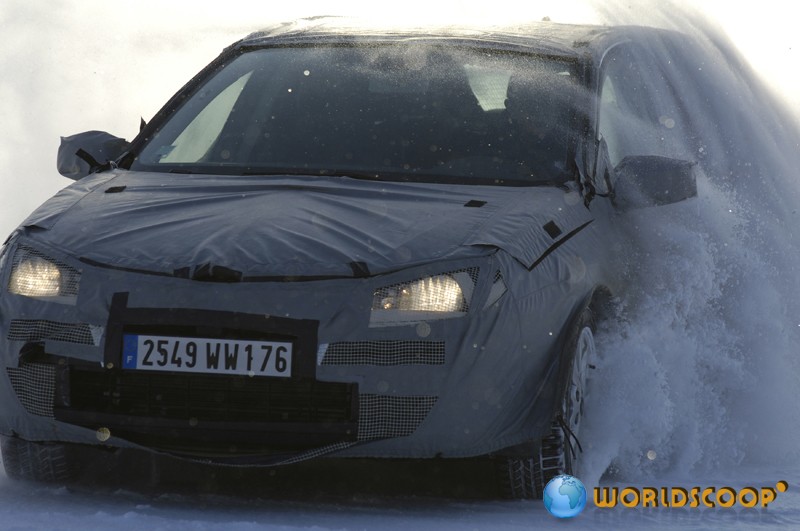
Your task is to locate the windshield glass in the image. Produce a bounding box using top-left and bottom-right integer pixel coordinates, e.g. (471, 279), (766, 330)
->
(131, 44), (579, 185)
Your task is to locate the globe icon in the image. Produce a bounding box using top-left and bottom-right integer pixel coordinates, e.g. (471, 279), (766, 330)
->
(543, 474), (588, 518)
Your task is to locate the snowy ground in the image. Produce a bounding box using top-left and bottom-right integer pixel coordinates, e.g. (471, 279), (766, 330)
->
(1, 458), (798, 530)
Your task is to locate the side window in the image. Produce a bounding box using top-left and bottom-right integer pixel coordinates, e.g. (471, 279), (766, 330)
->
(597, 48), (655, 167)
(597, 44), (694, 169)
(598, 75), (623, 166)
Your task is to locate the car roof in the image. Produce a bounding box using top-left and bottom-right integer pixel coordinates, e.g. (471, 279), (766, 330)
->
(233, 16), (659, 61)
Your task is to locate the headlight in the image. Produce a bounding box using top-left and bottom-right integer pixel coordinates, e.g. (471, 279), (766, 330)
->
(7, 246), (80, 303)
(373, 275), (465, 312)
(370, 270), (476, 326)
(9, 257), (61, 296)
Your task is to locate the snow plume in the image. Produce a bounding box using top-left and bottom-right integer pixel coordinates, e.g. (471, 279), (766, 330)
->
(583, 176), (800, 486)
(579, 2), (800, 488)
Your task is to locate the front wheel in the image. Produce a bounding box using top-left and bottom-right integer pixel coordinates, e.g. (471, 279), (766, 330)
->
(1, 436), (77, 483)
(498, 306), (597, 499)
(560, 316), (596, 477)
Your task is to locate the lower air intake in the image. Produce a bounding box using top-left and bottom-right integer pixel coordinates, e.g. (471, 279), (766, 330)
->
(358, 394), (437, 440)
(7, 363), (56, 418)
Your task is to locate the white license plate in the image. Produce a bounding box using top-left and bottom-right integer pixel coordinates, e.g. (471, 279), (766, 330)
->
(121, 334), (293, 378)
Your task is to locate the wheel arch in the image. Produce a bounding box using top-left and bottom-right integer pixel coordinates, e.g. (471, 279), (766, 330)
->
(497, 284), (614, 456)
(550, 285), (613, 421)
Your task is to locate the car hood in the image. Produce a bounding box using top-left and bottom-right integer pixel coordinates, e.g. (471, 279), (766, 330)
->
(21, 171), (593, 278)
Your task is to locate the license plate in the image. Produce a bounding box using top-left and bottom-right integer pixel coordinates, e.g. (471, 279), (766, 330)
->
(121, 334), (293, 378)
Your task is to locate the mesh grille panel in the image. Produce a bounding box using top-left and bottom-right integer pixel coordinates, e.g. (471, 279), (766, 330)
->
(462, 267), (480, 285)
(7, 363), (56, 418)
(358, 394), (437, 440)
(485, 270), (508, 309)
(275, 441), (356, 466)
(7, 319), (99, 345)
(10, 246), (81, 297)
(322, 340), (445, 366)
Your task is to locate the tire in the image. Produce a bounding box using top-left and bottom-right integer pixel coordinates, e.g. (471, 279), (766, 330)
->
(1, 436), (76, 483)
(498, 306), (597, 499)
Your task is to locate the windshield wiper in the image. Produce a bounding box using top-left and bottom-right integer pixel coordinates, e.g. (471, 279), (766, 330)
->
(321, 171), (384, 181)
(164, 165), (567, 187)
(241, 168), (384, 181)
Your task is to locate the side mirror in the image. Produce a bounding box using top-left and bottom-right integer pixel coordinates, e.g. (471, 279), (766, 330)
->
(613, 155), (698, 209)
(57, 131), (129, 180)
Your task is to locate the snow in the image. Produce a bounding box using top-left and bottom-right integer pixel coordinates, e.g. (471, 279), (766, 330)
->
(2, 1), (800, 530)
(1, 461), (799, 529)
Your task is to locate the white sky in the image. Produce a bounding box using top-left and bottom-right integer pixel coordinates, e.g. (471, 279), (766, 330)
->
(0, 0), (798, 237)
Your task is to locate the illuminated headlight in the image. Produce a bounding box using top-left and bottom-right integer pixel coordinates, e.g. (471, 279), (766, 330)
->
(370, 270), (476, 326)
(7, 246), (80, 302)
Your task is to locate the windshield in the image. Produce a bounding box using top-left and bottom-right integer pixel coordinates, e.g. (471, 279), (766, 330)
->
(131, 44), (579, 185)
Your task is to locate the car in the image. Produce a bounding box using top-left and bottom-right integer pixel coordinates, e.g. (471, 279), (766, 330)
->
(2, 17), (721, 499)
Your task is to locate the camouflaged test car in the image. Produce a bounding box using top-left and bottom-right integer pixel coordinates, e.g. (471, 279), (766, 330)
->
(0, 18), (712, 498)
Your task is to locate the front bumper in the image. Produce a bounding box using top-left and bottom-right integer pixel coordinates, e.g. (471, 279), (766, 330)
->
(0, 237), (580, 464)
